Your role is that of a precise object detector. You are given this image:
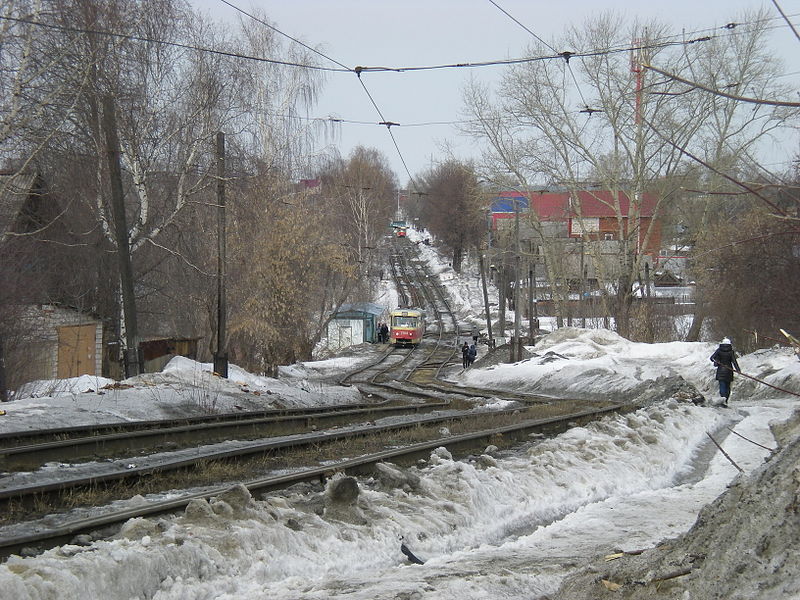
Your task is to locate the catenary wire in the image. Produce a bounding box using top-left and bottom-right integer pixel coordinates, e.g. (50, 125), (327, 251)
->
(3, 12), (796, 78)
(216, 0), (352, 71)
(486, 0), (558, 54)
(0, 14), (349, 72)
(212, 0), (417, 187)
(771, 0), (800, 43)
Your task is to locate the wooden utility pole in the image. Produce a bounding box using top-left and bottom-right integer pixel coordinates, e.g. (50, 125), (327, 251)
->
(0, 335), (7, 402)
(103, 96), (141, 377)
(511, 197), (522, 363)
(479, 250), (494, 348)
(213, 132), (228, 378)
(531, 259), (539, 345)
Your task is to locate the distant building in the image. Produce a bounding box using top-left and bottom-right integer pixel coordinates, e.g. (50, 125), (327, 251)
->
(488, 189), (663, 282)
(490, 189), (661, 254)
(5, 304), (104, 392)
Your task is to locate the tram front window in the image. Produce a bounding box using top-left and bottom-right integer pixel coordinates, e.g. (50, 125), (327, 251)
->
(393, 316), (418, 328)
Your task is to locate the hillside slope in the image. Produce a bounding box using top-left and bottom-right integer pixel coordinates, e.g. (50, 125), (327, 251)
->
(554, 410), (800, 600)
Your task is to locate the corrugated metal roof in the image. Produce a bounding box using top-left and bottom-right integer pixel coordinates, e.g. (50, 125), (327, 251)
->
(491, 190), (658, 219)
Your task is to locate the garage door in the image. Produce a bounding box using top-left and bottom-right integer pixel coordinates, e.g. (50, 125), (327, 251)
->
(57, 324), (97, 378)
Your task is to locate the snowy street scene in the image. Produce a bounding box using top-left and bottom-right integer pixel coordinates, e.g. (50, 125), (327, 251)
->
(1, 225), (798, 599)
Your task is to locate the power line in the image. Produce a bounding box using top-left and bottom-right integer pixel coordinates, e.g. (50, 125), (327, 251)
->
(352, 35), (715, 74)
(216, 0), (352, 71)
(4, 10), (796, 79)
(213, 0), (417, 186)
(771, 0), (800, 43)
(355, 74), (416, 186)
(0, 14), (349, 72)
(486, 0), (557, 54)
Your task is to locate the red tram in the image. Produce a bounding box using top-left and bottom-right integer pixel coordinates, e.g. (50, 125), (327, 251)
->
(389, 308), (425, 347)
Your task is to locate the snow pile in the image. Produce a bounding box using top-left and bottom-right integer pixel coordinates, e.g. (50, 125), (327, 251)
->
(1, 398), (765, 600)
(555, 411), (800, 600)
(2, 232), (799, 598)
(457, 327), (800, 405)
(0, 355), (365, 433)
(15, 374), (116, 399)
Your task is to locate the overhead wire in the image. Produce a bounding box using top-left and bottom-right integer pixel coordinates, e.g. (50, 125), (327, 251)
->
(771, 0), (800, 43)
(642, 63), (800, 107)
(355, 74), (416, 185)
(3, 11), (797, 78)
(486, 0), (591, 109)
(215, 0), (352, 71)
(0, 13), (349, 72)
(4, 4), (798, 184)
(217, 0), (417, 186)
(486, 0), (558, 54)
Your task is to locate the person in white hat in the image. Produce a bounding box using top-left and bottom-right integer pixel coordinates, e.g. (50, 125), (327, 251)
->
(710, 337), (740, 406)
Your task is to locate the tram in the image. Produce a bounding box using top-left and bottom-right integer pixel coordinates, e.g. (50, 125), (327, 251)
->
(391, 219), (408, 238)
(389, 308), (425, 347)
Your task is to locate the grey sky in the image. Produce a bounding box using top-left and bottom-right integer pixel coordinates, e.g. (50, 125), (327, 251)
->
(191, 1), (800, 184)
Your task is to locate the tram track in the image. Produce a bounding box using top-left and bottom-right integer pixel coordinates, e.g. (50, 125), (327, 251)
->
(0, 237), (635, 561)
(0, 399), (628, 560)
(0, 401), (452, 472)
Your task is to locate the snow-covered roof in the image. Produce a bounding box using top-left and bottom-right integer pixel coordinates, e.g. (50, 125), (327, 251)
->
(332, 302), (386, 317)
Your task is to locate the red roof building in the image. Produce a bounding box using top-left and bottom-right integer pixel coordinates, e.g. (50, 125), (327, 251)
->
(490, 190), (662, 257)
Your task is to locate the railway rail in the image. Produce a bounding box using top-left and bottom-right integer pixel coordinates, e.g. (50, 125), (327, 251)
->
(0, 399), (628, 560)
(0, 401), (453, 471)
(0, 237), (634, 561)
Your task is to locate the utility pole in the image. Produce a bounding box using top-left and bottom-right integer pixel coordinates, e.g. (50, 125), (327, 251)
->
(580, 237), (586, 328)
(624, 35), (648, 338)
(213, 132), (228, 378)
(103, 96), (141, 377)
(510, 196), (522, 363)
(527, 240), (534, 345)
(531, 258), (538, 345)
(0, 335), (7, 402)
(479, 250), (494, 349)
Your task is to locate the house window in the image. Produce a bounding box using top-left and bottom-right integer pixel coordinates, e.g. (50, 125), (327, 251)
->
(571, 217), (599, 235)
(604, 233), (614, 240)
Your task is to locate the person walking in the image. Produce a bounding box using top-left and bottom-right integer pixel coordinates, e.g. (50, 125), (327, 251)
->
(710, 337), (740, 406)
(461, 342), (470, 369)
(380, 322), (389, 344)
(468, 343), (477, 368)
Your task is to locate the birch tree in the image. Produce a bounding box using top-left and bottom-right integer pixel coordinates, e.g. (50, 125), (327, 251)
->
(319, 147), (397, 277)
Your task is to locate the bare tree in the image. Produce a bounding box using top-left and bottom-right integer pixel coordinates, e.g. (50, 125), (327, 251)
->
(419, 161), (485, 273)
(464, 10), (797, 339)
(317, 146), (397, 278)
(226, 174), (355, 375)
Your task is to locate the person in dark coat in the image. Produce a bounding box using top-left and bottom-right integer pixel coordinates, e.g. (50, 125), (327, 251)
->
(380, 322), (389, 343)
(468, 343), (477, 367)
(461, 342), (470, 369)
(710, 337), (740, 405)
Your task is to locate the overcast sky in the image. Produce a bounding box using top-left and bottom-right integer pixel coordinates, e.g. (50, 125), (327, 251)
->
(190, 1), (800, 185)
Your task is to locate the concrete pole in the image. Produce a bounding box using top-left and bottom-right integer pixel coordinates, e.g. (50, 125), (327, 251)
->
(103, 96), (140, 377)
(214, 132), (228, 378)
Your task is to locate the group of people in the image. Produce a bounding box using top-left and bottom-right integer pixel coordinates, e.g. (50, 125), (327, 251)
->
(377, 322), (390, 343)
(461, 341), (477, 369)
